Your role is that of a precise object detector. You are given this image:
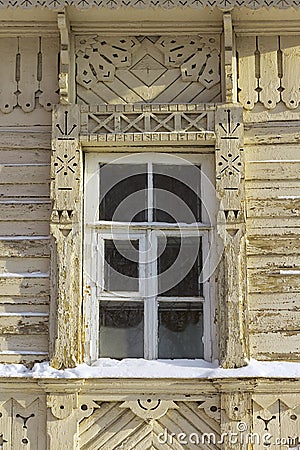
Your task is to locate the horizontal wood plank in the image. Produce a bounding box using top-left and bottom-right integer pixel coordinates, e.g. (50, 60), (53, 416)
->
(0, 239), (50, 258)
(246, 161), (300, 181)
(247, 237), (300, 256)
(248, 270), (300, 293)
(0, 296), (49, 305)
(0, 149), (50, 164)
(0, 165), (50, 184)
(0, 221), (49, 236)
(0, 353), (48, 363)
(0, 257), (49, 274)
(0, 203), (50, 221)
(250, 331), (300, 360)
(246, 217), (300, 229)
(0, 315), (48, 335)
(0, 132), (51, 149)
(245, 184), (300, 199)
(0, 277), (49, 296)
(0, 334), (48, 353)
(247, 254), (300, 269)
(247, 198), (300, 218)
(245, 144), (300, 162)
(249, 292), (300, 311)
(0, 304), (49, 313)
(249, 310), (300, 333)
(0, 183), (50, 198)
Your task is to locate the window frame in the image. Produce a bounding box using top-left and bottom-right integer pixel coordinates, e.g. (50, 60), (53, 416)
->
(84, 151), (217, 363)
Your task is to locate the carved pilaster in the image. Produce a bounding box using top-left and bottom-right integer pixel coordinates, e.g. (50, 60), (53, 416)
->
(215, 105), (249, 368)
(50, 105), (82, 369)
(221, 392), (252, 450)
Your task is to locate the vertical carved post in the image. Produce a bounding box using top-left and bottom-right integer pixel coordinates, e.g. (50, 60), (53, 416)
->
(50, 105), (82, 369)
(215, 105), (249, 368)
(221, 391), (252, 450)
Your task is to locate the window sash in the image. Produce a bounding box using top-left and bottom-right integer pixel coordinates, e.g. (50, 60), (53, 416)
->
(96, 229), (209, 359)
(84, 152), (215, 362)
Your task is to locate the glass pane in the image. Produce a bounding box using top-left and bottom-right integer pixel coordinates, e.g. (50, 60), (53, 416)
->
(99, 301), (143, 358)
(153, 164), (201, 223)
(104, 239), (139, 292)
(158, 236), (202, 297)
(158, 302), (203, 358)
(99, 164), (147, 222)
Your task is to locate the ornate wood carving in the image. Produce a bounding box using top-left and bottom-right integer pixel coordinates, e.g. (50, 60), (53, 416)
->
(1, 0), (300, 8)
(76, 35), (221, 105)
(0, 36), (59, 114)
(252, 395), (300, 449)
(237, 34), (300, 111)
(120, 399), (178, 420)
(79, 399), (221, 449)
(0, 396), (46, 450)
(50, 105), (83, 369)
(80, 103), (215, 140)
(215, 105), (249, 369)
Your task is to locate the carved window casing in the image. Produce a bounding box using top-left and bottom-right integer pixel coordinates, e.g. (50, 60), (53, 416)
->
(50, 16), (249, 369)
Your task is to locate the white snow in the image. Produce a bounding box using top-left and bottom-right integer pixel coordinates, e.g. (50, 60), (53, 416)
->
(0, 359), (299, 379)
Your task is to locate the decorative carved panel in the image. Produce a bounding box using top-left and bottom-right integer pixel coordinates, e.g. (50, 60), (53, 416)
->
(252, 395), (300, 449)
(80, 104), (215, 137)
(0, 36), (59, 114)
(237, 35), (300, 111)
(78, 399), (221, 449)
(0, 396), (46, 450)
(1, 0), (300, 9)
(75, 35), (221, 105)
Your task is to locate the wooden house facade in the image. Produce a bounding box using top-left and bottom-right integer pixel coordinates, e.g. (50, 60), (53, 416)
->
(0, 1), (299, 448)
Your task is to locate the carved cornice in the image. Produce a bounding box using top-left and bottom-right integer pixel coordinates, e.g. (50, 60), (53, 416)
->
(0, 0), (299, 8)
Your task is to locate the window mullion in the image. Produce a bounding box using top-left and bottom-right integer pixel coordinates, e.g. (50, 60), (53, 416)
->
(148, 162), (153, 223)
(144, 229), (158, 359)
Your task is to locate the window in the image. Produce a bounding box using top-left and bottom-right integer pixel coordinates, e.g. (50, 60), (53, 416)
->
(84, 152), (216, 362)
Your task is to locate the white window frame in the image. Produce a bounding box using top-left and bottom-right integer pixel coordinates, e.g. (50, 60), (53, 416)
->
(84, 151), (217, 363)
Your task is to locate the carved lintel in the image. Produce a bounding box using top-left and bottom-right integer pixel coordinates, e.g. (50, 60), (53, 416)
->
(120, 399), (178, 421)
(50, 105), (82, 369)
(215, 105), (249, 369)
(58, 9), (70, 104)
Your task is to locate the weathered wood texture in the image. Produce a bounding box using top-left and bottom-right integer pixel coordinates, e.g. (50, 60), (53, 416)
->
(246, 142), (300, 361)
(237, 35), (300, 112)
(0, 132), (51, 363)
(75, 35), (221, 105)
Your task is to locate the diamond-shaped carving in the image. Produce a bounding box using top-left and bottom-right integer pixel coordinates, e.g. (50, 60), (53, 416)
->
(131, 55), (167, 86)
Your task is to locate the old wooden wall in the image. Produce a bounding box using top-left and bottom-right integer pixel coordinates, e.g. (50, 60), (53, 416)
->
(0, 32), (59, 363)
(0, 16), (299, 366)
